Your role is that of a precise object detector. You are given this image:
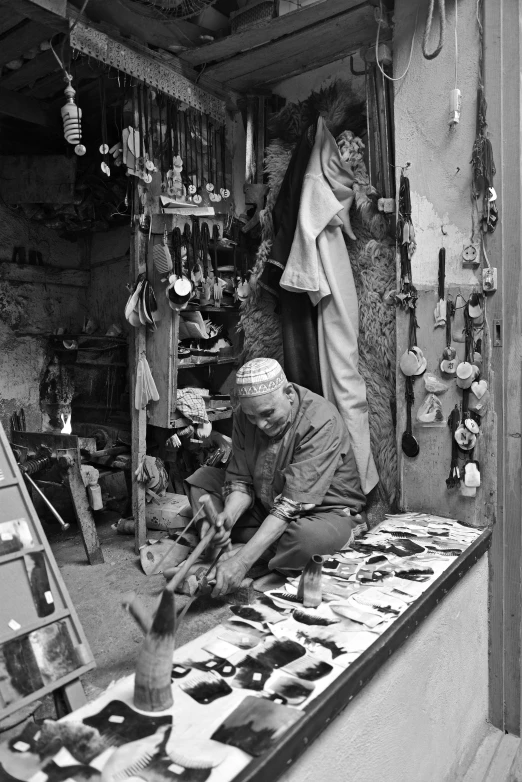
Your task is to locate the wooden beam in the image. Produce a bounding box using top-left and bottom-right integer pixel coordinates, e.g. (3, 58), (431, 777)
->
(0, 263), (90, 288)
(0, 20), (54, 68)
(0, 84), (58, 128)
(0, 48), (60, 91)
(67, 7), (239, 109)
(70, 0), (208, 51)
(0, 0), (68, 31)
(201, 5), (377, 90)
(180, 0), (372, 68)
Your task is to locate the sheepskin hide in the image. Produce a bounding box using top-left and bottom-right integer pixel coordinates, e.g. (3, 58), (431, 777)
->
(239, 80), (397, 506)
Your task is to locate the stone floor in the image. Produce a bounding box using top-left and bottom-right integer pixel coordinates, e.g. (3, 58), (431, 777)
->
(48, 512), (233, 700)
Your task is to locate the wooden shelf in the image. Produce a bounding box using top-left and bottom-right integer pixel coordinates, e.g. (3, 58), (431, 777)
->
(178, 355), (238, 369)
(74, 361), (128, 367)
(0, 263), (90, 288)
(0, 544), (45, 567)
(50, 335), (128, 343)
(187, 305), (240, 313)
(0, 663), (95, 722)
(179, 0), (389, 91)
(208, 408), (233, 421)
(168, 407), (233, 428)
(0, 607), (71, 645)
(0, 478), (20, 489)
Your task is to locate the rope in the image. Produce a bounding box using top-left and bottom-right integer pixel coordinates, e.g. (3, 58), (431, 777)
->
(376, 1), (418, 82)
(422, 0), (446, 60)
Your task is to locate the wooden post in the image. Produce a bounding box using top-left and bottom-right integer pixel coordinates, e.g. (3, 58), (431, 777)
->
(57, 448), (104, 565)
(130, 216), (148, 554)
(256, 95), (265, 185)
(484, 0), (522, 736)
(131, 85), (149, 555)
(245, 95), (255, 184)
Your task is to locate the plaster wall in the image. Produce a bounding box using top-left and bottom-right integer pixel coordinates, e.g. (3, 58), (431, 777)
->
(0, 204), (86, 433)
(393, 0), (491, 525)
(281, 555), (489, 782)
(394, 0), (481, 288)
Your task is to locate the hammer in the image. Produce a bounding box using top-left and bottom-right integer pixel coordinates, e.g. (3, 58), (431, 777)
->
(123, 493), (224, 634)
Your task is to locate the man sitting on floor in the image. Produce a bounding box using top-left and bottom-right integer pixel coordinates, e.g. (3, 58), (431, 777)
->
(185, 357), (368, 597)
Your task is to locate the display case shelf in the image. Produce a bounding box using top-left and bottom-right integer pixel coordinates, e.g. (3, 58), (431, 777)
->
(178, 355), (238, 369)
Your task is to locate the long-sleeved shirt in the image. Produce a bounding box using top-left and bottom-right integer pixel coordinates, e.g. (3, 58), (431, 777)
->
(225, 383), (366, 519)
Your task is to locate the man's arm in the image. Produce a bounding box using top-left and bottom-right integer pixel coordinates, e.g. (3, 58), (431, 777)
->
(210, 513), (287, 597)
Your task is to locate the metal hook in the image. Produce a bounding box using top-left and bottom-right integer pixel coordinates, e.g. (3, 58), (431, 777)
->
(441, 224), (448, 236)
(390, 161), (411, 172)
(350, 55), (367, 76)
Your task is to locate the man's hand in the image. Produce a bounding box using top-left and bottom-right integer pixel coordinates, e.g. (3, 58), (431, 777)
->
(208, 553), (249, 598)
(199, 509), (233, 545)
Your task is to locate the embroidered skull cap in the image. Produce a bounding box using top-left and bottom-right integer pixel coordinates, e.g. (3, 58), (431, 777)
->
(235, 358), (286, 397)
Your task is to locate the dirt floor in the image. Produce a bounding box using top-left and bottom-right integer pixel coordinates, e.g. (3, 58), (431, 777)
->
(46, 512), (234, 701)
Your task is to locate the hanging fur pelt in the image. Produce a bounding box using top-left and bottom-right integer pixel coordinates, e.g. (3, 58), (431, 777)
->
(239, 80), (397, 506)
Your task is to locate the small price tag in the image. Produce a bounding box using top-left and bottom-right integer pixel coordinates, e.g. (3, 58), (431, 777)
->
(108, 715), (125, 724)
(8, 619), (21, 631)
(168, 764), (184, 775)
(53, 748), (77, 767)
(1, 532), (13, 541)
(13, 741), (30, 752)
(44, 591), (54, 604)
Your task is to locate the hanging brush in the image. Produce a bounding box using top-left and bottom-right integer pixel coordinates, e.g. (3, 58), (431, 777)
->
(296, 555), (323, 608)
(212, 224), (222, 306)
(134, 587), (177, 711)
(434, 246), (446, 327)
(446, 405), (461, 488)
(99, 77), (110, 176)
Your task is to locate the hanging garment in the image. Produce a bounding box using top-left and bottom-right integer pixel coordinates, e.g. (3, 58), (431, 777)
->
(135, 356), (159, 410)
(258, 126), (322, 395)
(281, 116), (378, 495)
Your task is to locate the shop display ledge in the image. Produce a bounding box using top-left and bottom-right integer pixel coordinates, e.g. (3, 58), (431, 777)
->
(234, 528), (491, 782)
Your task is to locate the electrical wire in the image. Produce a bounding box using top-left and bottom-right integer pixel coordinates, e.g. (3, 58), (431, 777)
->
(454, 0), (458, 88)
(50, 0), (91, 75)
(376, 1), (418, 83)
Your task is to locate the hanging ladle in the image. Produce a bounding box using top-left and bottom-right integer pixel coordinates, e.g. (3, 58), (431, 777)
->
(402, 376), (420, 457)
(167, 228), (191, 308)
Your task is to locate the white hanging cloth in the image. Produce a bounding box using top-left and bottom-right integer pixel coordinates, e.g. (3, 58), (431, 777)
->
(281, 117), (379, 495)
(135, 356), (160, 410)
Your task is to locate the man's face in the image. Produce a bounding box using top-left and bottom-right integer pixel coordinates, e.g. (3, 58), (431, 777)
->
(239, 383), (294, 438)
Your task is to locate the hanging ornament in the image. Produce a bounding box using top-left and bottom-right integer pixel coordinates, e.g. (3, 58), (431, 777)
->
(61, 74), (85, 156)
(99, 77), (110, 177)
